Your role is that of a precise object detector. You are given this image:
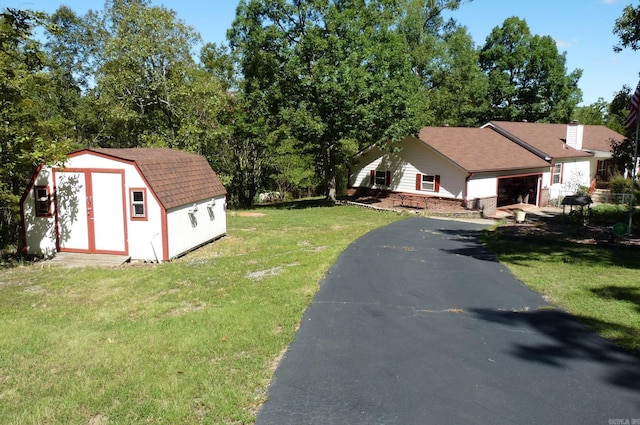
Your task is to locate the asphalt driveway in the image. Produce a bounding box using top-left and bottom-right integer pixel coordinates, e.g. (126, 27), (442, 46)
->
(256, 217), (640, 424)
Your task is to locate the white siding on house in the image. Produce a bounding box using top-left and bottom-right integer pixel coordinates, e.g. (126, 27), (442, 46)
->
(548, 159), (591, 201)
(350, 137), (467, 199)
(166, 195), (227, 259)
(467, 175), (498, 199)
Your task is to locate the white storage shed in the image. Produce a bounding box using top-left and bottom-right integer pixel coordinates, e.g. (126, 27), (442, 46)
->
(20, 148), (227, 262)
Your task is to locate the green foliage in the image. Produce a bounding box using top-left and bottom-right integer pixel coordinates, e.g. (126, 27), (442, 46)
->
(589, 203), (635, 229)
(229, 0), (433, 200)
(609, 174), (634, 194)
(613, 3), (640, 52)
(0, 8), (76, 247)
(572, 98), (608, 125)
(479, 17), (582, 123)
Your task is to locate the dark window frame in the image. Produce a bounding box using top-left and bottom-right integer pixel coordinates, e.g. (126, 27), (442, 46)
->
(34, 185), (52, 217)
(130, 188), (147, 220)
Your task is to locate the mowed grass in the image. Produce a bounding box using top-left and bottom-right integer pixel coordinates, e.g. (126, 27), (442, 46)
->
(481, 229), (640, 355)
(0, 202), (405, 424)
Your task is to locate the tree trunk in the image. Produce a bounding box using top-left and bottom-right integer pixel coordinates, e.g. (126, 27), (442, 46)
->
(325, 172), (336, 202)
(323, 142), (336, 202)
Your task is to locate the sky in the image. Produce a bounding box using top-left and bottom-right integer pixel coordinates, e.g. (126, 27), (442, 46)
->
(4, 0), (639, 106)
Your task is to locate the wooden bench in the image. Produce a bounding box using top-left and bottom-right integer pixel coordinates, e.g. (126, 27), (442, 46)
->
(391, 193), (429, 209)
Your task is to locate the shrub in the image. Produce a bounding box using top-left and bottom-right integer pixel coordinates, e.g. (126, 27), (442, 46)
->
(609, 175), (632, 194)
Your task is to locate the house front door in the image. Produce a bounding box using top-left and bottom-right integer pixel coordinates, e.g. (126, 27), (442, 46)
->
(55, 169), (127, 255)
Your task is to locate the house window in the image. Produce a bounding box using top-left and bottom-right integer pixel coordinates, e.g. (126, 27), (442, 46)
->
(417, 174), (440, 192)
(552, 163), (562, 184)
(370, 170), (391, 187)
(130, 188), (147, 220)
(34, 186), (52, 217)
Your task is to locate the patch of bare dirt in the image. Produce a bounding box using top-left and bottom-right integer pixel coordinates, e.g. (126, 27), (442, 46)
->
(495, 221), (640, 247)
(234, 212), (266, 217)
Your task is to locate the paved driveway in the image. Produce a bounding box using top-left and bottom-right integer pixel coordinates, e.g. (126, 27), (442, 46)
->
(256, 217), (640, 425)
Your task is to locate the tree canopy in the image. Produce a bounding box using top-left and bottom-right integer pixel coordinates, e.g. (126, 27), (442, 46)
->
(479, 17), (582, 123)
(229, 0), (451, 200)
(0, 9), (75, 246)
(614, 3), (640, 52)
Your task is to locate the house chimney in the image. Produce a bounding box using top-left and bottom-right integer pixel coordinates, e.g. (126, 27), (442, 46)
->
(566, 121), (584, 151)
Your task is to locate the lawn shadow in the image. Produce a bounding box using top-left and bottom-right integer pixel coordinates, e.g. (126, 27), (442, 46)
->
(480, 229), (640, 270)
(471, 308), (640, 393)
(591, 285), (640, 314)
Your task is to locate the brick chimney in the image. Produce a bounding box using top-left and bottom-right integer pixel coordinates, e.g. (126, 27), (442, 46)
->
(566, 120), (584, 151)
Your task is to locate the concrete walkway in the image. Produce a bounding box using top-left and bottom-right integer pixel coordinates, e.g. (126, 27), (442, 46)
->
(256, 217), (640, 424)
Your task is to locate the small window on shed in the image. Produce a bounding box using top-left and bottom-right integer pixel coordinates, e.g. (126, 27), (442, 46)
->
(130, 188), (147, 220)
(34, 186), (52, 217)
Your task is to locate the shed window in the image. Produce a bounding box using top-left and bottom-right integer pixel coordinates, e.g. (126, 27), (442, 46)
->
(34, 186), (52, 217)
(552, 163), (562, 184)
(130, 188), (147, 220)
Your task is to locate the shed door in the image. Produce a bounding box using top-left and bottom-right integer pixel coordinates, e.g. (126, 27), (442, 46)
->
(56, 171), (89, 251)
(55, 169), (127, 255)
(91, 171), (127, 254)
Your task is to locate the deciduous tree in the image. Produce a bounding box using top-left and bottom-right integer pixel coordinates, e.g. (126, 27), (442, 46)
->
(479, 17), (582, 123)
(0, 8), (75, 247)
(229, 0), (429, 201)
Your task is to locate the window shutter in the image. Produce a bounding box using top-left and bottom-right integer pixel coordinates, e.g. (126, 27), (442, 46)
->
(434, 175), (441, 193)
(370, 170), (376, 186)
(415, 173), (421, 190)
(385, 171), (391, 187)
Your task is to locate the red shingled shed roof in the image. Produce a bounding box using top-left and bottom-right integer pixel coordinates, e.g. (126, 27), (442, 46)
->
(417, 127), (551, 173)
(81, 148), (226, 209)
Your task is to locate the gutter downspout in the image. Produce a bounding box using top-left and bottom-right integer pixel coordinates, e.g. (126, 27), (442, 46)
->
(465, 172), (473, 208)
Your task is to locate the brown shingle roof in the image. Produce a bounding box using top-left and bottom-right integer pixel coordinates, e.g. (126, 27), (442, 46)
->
(417, 127), (551, 173)
(88, 148), (226, 209)
(581, 125), (626, 152)
(488, 121), (623, 157)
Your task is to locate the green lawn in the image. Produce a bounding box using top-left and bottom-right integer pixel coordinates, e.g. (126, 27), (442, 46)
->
(2, 204), (639, 424)
(0, 202), (404, 425)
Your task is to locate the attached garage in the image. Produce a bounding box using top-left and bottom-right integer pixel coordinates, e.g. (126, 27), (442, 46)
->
(497, 174), (542, 207)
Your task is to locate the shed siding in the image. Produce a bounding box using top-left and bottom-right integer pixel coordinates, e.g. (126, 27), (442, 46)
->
(22, 168), (57, 257)
(123, 169), (165, 262)
(166, 195), (227, 259)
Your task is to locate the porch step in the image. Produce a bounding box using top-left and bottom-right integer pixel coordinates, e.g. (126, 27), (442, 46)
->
(591, 189), (611, 204)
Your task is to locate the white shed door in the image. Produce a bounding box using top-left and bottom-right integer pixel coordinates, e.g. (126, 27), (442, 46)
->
(56, 171), (89, 251)
(55, 169), (127, 255)
(91, 171), (126, 253)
